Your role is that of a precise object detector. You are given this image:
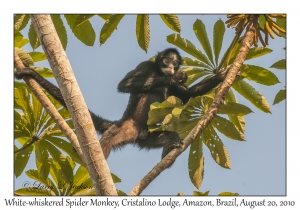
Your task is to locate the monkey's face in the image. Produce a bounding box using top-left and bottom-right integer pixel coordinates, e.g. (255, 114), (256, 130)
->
(159, 52), (180, 76)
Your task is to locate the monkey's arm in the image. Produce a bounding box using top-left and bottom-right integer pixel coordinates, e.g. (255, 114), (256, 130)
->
(15, 67), (114, 134)
(117, 61), (174, 93)
(172, 70), (228, 104)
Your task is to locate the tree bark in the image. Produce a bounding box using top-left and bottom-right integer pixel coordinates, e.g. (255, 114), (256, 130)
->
(29, 14), (117, 195)
(129, 15), (258, 196)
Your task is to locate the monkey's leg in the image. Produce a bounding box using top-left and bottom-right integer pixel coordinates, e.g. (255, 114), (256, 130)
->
(137, 131), (183, 158)
(100, 119), (139, 158)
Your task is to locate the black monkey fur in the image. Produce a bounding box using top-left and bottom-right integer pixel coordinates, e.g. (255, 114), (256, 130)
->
(15, 48), (228, 161)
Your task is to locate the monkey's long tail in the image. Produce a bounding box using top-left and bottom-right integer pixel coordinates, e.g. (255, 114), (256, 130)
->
(15, 67), (116, 134)
(90, 111), (116, 134)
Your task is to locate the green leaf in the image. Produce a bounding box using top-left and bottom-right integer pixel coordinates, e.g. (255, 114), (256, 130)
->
(147, 96), (181, 125)
(218, 102), (253, 116)
(188, 136), (204, 189)
(136, 14), (150, 52)
(14, 86), (34, 129)
(194, 190), (210, 196)
(228, 115), (245, 134)
(35, 142), (50, 181)
(241, 64), (280, 86)
(233, 80), (271, 113)
(202, 125), (231, 168)
(97, 14), (111, 20)
(270, 59), (286, 69)
(25, 169), (58, 195)
(193, 19), (214, 66)
(159, 14), (181, 33)
(181, 57), (211, 68)
(276, 18), (286, 38)
(51, 14), (68, 50)
(30, 67), (55, 78)
(73, 14), (95, 28)
(14, 144), (33, 177)
(14, 47), (34, 66)
(14, 14), (30, 31)
(111, 173), (122, 183)
(211, 116), (245, 141)
(213, 19), (225, 65)
(167, 34), (212, 67)
(28, 23), (40, 50)
(14, 29), (29, 48)
(14, 187), (56, 196)
(273, 89), (286, 105)
(100, 14), (124, 45)
(42, 141), (74, 182)
(245, 47), (273, 60)
(28, 52), (47, 63)
(65, 14), (95, 46)
(117, 190), (127, 196)
(48, 136), (83, 165)
(181, 67), (212, 86)
(218, 192), (239, 196)
(14, 37), (29, 48)
(259, 15), (266, 30)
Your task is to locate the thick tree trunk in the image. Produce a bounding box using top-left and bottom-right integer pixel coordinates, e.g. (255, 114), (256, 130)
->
(129, 15), (258, 196)
(30, 14), (117, 195)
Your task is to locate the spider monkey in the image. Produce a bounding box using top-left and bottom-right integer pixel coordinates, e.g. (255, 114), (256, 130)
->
(15, 48), (228, 162)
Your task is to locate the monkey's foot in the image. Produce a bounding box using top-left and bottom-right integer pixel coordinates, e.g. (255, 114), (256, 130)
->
(169, 139), (183, 149)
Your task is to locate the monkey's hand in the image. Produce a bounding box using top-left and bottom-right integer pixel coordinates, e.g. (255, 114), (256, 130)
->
(15, 67), (35, 80)
(171, 71), (187, 85)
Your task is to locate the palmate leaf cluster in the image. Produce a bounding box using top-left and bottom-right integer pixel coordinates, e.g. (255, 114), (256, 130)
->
(147, 19), (283, 189)
(14, 15), (285, 194)
(14, 14), (181, 52)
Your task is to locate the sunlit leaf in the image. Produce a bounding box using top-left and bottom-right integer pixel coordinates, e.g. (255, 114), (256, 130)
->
(136, 14), (150, 52)
(51, 14), (68, 49)
(28, 52), (47, 63)
(167, 34), (212, 67)
(245, 47), (272, 60)
(65, 14), (95, 46)
(218, 102), (253, 116)
(213, 19), (225, 65)
(28, 23), (40, 50)
(233, 80), (271, 113)
(241, 64), (280, 85)
(270, 59), (286, 70)
(160, 14), (181, 33)
(15, 47), (34, 66)
(188, 136), (204, 189)
(194, 190), (210, 196)
(100, 14), (124, 45)
(73, 14), (95, 28)
(193, 19), (214, 65)
(14, 14), (30, 31)
(203, 125), (231, 168)
(211, 116), (245, 140)
(218, 192), (239, 196)
(181, 67), (212, 86)
(14, 144), (33, 177)
(273, 89), (286, 105)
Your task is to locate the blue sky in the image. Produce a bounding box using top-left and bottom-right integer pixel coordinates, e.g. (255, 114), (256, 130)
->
(13, 14), (286, 196)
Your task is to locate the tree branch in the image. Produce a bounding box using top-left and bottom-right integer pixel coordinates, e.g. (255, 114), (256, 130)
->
(29, 14), (117, 195)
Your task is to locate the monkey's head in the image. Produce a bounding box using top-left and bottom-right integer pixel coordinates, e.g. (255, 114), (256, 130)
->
(156, 48), (182, 76)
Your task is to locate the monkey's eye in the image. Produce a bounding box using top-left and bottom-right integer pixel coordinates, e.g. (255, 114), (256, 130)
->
(163, 58), (180, 67)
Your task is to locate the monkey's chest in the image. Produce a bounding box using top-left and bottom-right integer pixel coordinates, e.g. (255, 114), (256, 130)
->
(132, 88), (170, 126)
